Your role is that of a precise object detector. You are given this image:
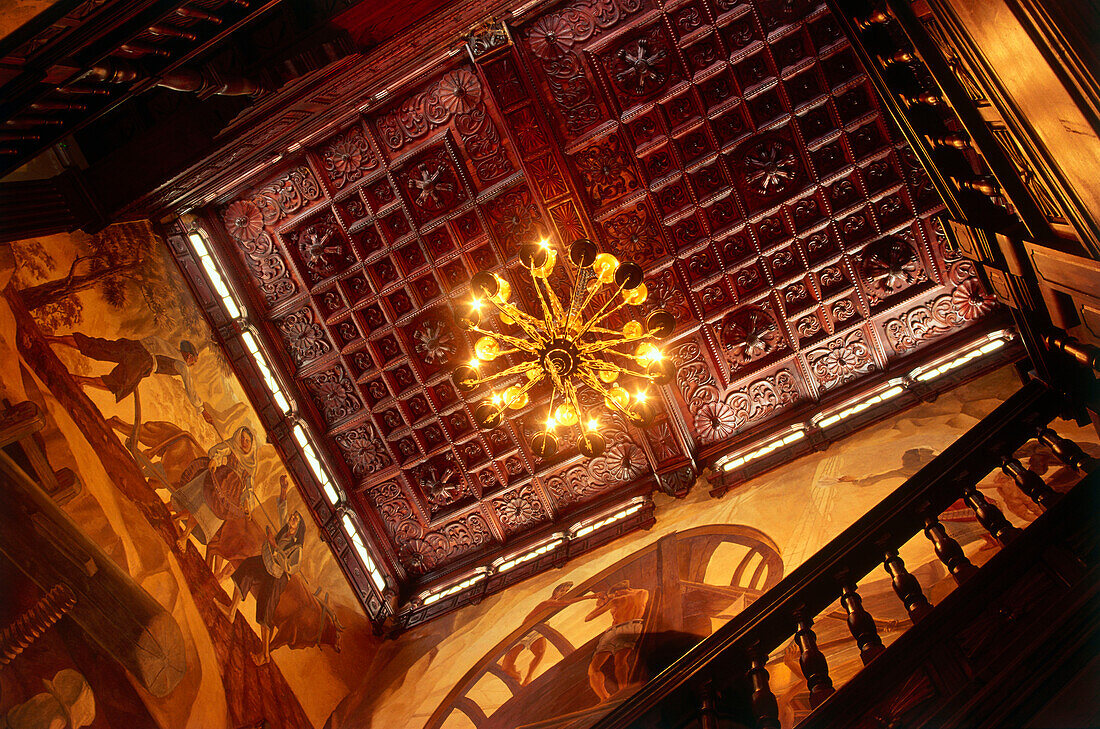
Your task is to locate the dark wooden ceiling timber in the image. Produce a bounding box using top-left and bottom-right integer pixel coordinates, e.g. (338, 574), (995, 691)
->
(172, 0), (1003, 619)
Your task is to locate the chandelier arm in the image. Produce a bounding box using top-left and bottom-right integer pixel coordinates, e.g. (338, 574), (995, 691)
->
(577, 332), (651, 355)
(536, 275), (567, 332)
(575, 289), (629, 340)
(471, 325), (541, 354)
(575, 369), (634, 420)
(529, 264), (560, 339)
(581, 357), (653, 380)
(494, 370), (546, 414)
(483, 298), (545, 343)
(565, 380), (585, 427)
(564, 264), (585, 332)
(476, 358), (542, 385)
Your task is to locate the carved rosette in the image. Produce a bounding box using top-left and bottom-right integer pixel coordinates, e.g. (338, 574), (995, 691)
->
(493, 486), (547, 534)
(719, 306), (783, 368)
(412, 319), (457, 366)
(860, 236), (924, 301)
(609, 33), (674, 99)
(602, 205), (666, 266)
(736, 135), (802, 198)
(320, 126), (378, 189)
(571, 133), (638, 206)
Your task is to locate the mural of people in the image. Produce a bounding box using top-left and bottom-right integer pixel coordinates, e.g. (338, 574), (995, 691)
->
(499, 582), (598, 686)
(170, 424), (256, 549)
(584, 581), (650, 702)
(42, 333), (207, 417)
(222, 476), (306, 664)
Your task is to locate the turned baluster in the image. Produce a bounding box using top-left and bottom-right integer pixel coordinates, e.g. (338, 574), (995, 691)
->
(795, 615), (835, 708)
(840, 582), (885, 665)
(1038, 427), (1098, 472)
(884, 550), (932, 622)
(959, 176), (1001, 197)
(963, 484), (1020, 543)
(699, 679), (719, 729)
(1002, 457), (1058, 508)
(748, 649), (780, 729)
(924, 517), (977, 583)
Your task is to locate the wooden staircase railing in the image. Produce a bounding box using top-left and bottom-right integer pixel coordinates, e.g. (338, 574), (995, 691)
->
(588, 379), (1097, 729)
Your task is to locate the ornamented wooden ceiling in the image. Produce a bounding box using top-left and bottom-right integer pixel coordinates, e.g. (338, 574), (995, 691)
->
(202, 0), (996, 602)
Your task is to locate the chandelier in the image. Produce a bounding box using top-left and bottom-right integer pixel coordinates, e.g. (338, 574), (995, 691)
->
(452, 238), (675, 459)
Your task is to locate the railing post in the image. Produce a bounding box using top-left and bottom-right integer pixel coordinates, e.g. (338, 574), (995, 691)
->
(748, 647), (780, 729)
(963, 484), (1021, 543)
(840, 581), (885, 665)
(1001, 457), (1058, 508)
(1038, 427), (1098, 472)
(924, 517), (978, 583)
(884, 550), (933, 622)
(795, 614), (835, 708)
(698, 679), (719, 729)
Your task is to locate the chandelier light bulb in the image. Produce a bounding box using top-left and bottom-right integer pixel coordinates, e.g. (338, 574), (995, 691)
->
(492, 274), (511, 302)
(593, 253), (619, 284)
(606, 385), (631, 410)
(636, 342), (661, 366)
(470, 357), (480, 368)
(554, 402), (579, 427)
(622, 320), (643, 338)
(587, 418), (599, 431)
(532, 248), (557, 279)
(546, 416), (557, 430)
(474, 335), (500, 361)
(504, 385), (528, 409)
(623, 282), (648, 306)
(491, 392), (503, 405)
(636, 389), (648, 403)
(598, 366), (619, 384)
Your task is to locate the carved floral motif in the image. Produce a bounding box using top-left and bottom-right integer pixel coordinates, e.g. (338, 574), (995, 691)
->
(320, 126), (378, 189)
(861, 236), (923, 300)
(572, 133), (638, 206)
(334, 425), (393, 476)
(808, 331), (876, 390)
(737, 136), (802, 197)
(493, 486), (547, 533)
(610, 36), (672, 98)
(278, 308), (332, 367)
(602, 206), (666, 265)
(305, 366), (362, 425)
(719, 306), (783, 367)
(412, 319), (457, 365)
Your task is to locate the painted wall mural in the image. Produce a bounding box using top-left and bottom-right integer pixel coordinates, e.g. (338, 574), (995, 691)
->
(0, 222), (376, 729)
(322, 365), (1098, 729)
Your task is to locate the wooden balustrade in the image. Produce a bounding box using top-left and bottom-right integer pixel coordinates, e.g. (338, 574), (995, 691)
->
(587, 380), (1092, 729)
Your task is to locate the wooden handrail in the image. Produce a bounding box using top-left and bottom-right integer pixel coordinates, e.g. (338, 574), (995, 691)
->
(590, 379), (1063, 728)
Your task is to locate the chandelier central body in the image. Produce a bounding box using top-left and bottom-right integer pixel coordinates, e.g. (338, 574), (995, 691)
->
(453, 238), (675, 459)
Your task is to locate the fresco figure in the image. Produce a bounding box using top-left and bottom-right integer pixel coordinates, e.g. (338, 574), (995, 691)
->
(500, 582), (599, 686)
(43, 333), (208, 417)
(171, 425), (256, 549)
(0, 669), (95, 729)
(836, 447), (936, 486)
(221, 476), (306, 664)
(584, 580), (650, 702)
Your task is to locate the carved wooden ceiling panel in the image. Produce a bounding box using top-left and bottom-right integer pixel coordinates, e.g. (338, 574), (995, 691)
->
(207, 0), (995, 592)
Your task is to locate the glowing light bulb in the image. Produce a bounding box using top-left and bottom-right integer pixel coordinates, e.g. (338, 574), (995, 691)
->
(636, 390), (648, 403)
(470, 357), (480, 368)
(475, 335), (500, 361)
(593, 253), (619, 284)
(598, 367), (619, 384)
(606, 386), (630, 410)
(491, 392), (503, 405)
(623, 282), (648, 306)
(622, 320), (643, 338)
(470, 298), (482, 310)
(504, 385), (528, 409)
(493, 275), (512, 302)
(532, 248), (557, 278)
(546, 417), (557, 430)
(587, 419), (599, 431)
(554, 403), (578, 427)
(636, 342), (661, 366)
(538, 237), (551, 249)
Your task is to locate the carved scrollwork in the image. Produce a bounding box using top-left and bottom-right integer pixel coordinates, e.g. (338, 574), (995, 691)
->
(375, 67), (511, 183)
(883, 276), (994, 354)
(602, 205), (666, 265)
(572, 133), (638, 206)
(239, 231), (297, 306)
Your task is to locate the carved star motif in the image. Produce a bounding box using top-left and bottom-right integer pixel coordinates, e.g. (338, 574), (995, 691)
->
(410, 164), (454, 208)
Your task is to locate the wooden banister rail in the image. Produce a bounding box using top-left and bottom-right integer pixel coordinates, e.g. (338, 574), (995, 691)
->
(590, 379), (1069, 729)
